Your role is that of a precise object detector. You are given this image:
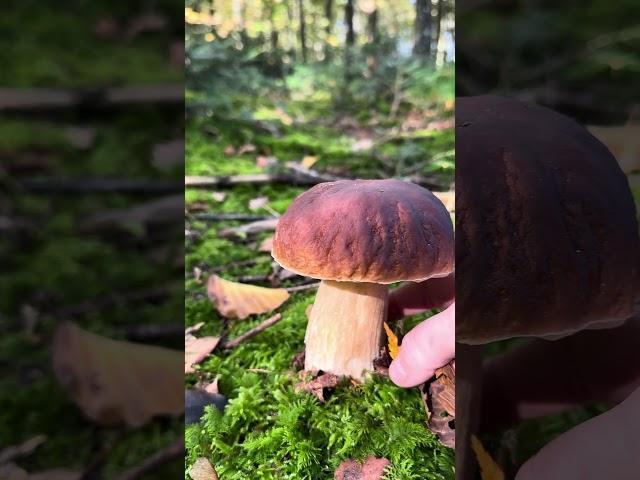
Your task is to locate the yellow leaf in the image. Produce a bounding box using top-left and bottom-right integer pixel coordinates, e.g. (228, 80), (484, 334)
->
(207, 274), (289, 319)
(301, 155), (319, 168)
(52, 322), (183, 427)
(470, 435), (505, 480)
(383, 322), (400, 360)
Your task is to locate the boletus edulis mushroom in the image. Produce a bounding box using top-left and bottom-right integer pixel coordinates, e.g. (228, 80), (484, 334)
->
(272, 179), (454, 379)
(456, 95), (640, 343)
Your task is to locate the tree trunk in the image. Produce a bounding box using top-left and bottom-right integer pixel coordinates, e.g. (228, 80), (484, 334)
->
(367, 9), (379, 44)
(298, 0), (307, 63)
(324, 0), (334, 61)
(434, 0), (443, 62)
(345, 0), (355, 47)
(413, 0), (431, 58)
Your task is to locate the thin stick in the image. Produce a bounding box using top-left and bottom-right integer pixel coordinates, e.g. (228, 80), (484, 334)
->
(115, 438), (184, 480)
(18, 178), (182, 194)
(286, 282), (320, 293)
(0, 84), (183, 111)
(192, 213), (269, 221)
(222, 313), (283, 350)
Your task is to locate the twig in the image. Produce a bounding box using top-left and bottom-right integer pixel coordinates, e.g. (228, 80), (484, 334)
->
(0, 84), (183, 111)
(115, 438), (184, 480)
(192, 213), (269, 221)
(210, 259), (258, 273)
(286, 282), (320, 293)
(222, 313), (283, 350)
(116, 322), (185, 341)
(17, 177), (182, 194)
(218, 218), (279, 238)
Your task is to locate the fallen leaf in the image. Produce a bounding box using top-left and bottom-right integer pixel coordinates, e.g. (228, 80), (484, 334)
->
(383, 322), (400, 360)
(211, 191), (226, 202)
(471, 435), (505, 480)
(258, 235), (274, 252)
(433, 190), (455, 213)
(295, 371), (340, 402)
(335, 456), (391, 480)
(185, 322), (205, 336)
(301, 155), (319, 168)
(189, 457), (219, 480)
(589, 125), (640, 173)
(186, 201), (208, 213)
(223, 145), (236, 156)
(185, 336), (221, 373)
(421, 360), (455, 448)
(237, 143), (257, 155)
(52, 322), (183, 427)
(207, 275), (289, 319)
(0, 435), (47, 464)
(256, 155), (277, 168)
(248, 196), (269, 211)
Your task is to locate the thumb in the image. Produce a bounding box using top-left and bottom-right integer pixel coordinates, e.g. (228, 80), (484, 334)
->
(516, 386), (640, 480)
(389, 302), (455, 388)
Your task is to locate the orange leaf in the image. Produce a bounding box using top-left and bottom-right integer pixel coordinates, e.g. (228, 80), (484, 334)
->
(471, 435), (505, 480)
(207, 275), (289, 319)
(52, 322), (183, 427)
(383, 322), (400, 360)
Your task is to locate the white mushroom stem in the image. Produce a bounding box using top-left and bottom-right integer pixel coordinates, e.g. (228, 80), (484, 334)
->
(305, 280), (388, 379)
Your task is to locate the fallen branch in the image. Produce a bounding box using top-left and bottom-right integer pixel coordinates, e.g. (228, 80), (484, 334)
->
(0, 84), (183, 112)
(221, 313), (283, 350)
(115, 438), (184, 480)
(18, 177), (183, 194)
(218, 218), (279, 238)
(116, 322), (185, 341)
(192, 213), (269, 222)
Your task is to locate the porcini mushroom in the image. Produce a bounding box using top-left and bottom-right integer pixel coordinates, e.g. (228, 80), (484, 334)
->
(272, 179), (454, 379)
(456, 94), (640, 341)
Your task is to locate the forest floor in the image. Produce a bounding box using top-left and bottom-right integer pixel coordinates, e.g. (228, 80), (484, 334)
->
(184, 84), (456, 480)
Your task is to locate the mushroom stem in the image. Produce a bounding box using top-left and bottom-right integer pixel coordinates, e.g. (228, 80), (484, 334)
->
(304, 280), (388, 379)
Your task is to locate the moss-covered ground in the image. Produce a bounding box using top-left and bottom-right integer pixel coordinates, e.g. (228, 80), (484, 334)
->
(0, 1), (183, 477)
(185, 85), (456, 479)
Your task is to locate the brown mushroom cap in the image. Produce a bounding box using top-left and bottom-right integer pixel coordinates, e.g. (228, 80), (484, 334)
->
(272, 179), (454, 283)
(456, 95), (640, 343)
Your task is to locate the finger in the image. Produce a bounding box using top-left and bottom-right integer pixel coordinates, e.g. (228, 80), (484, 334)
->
(389, 302), (455, 388)
(387, 273), (455, 322)
(481, 318), (640, 431)
(516, 386), (640, 480)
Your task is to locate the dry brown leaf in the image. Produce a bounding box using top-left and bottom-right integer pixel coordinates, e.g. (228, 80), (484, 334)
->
(248, 196), (269, 211)
(237, 143), (257, 155)
(588, 125), (640, 173)
(223, 145), (236, 156)
(211, 191), (226, 202)
(383, 322), (400, 360)
(189, 457), (219, 480)
(207, 275), (289, 319)
(335, 456), (390, 480)
(471, 435), (505, 480)
(301, 155), (319, 168)
(422, 360), (455, 448)
(186, 201), (208, 213)
(0, 435), (47, 464)
(258, 235), (274, 252)
(185, 336), (221, 373)
(256, 155), (277, 168)
(433, 190), (455, 213)
(52, 322), (183, 427)
(185, 322), (205, 336)
(295, 371), (340, 403)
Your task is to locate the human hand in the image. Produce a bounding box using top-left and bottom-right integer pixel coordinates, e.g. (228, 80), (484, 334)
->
(480, 318), (640, 479)
(386, 274), (455, 388)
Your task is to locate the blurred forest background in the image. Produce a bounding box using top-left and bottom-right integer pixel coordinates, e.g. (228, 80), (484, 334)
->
(185, 0), (456, 479)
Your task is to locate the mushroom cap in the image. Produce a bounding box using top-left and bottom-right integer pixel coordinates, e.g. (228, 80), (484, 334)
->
(272, 179), (454, 283)
(456, 95), (640, 343)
